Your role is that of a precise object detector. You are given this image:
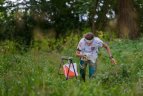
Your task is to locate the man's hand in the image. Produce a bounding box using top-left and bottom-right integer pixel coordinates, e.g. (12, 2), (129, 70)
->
(110, 58), (117, 64)
(82, 55), (88, 61)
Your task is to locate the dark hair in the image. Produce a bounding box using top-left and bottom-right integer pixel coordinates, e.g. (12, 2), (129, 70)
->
(84, 32), (94, 40)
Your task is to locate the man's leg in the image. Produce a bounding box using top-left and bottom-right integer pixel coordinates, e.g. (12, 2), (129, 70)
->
(89, 61), (96, 78)
(80, 60), (87, 82)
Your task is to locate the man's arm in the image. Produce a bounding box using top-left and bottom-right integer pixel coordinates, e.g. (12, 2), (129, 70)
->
(76, 50), (89, 61)
(76, 50), (84, 58)
(102, 43), (116, 64)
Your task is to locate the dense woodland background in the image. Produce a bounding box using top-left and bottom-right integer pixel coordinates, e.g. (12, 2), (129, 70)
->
(0, 0), (143, 96)
(0, 0), (143, 50)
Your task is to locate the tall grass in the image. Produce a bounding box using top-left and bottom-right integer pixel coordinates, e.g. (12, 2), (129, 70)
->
(0, 36), (143, 96)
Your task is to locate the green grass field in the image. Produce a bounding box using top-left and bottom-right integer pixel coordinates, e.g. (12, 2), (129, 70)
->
(0, 38), (143, 96)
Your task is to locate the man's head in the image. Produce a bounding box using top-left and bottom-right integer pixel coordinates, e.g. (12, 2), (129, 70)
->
(84, 32), (94, 44)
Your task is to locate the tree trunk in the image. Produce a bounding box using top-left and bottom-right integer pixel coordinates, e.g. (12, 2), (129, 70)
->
(117, 0), (139, 39)
(90, 0), (99, 35)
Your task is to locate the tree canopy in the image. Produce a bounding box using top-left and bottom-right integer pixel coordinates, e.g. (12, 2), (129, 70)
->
(0, 0), (143, 44)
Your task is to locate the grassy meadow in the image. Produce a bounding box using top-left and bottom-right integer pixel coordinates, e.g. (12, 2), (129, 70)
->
(0, 36), (143, 96)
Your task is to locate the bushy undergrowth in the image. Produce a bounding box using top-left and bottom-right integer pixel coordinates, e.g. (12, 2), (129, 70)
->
(0, 35), (143, 96)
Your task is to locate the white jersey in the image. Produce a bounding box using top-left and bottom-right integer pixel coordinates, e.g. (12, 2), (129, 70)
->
(77, 37), (103, 63)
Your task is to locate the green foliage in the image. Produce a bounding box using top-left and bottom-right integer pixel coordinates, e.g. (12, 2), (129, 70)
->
(0, 0), (143, 46)
(98, 31), (117, 41)
(0, 34), (143, 96)
(0, 0), (143, 95)
(0, 40), (17, 54)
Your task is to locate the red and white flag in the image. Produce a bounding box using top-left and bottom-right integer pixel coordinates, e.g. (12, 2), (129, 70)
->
(63, 63), (78, 78)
